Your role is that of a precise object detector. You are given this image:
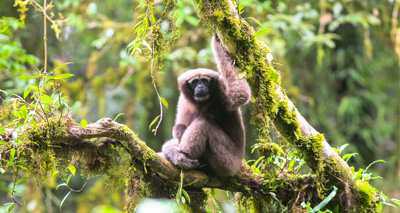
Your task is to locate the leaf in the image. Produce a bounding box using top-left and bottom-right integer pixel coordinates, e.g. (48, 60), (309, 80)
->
(0, 140), (11, 148)
(60, 191), (71, 210)
(80, 120), (87, 128)
(342, 153), (357, 162)
(269, 71), (279, 81)
(365, 159), (385, 173)
(114, 113), (125, 121)
(254, 28), (271, 37)
(310, 186), (337, 213)
(135, 4), (146, 9)
(15, 177), (28, 185)
(53, 62), (73, 72)
(338, 143), (349, 154)
(23, 87), (31, 99)
(213, 199), (220, 210)
(10, 149), (15, 158)
(182, 189), (191, 204)
(211, 188), (216, 198)
(391, 198), (400, 206)
(7, 203), (16, 213)
(353, 168), (363, 182)
(52, 170), (59, 177)
(161, 97), (168, 109)
(56, 183), (67, 190)
(45, 74), (75, 80)
(68, 165), (76, 176)
(41, 94), (53, 104)
(19, 74), (44, 81)
(149, 116), (160, 130)
(66, 174), (72, 184)
(142, 40), (152, 53)
(248, 17), (265, 28)
(238, 4), (244, 12)
(150, 15), (156, 24)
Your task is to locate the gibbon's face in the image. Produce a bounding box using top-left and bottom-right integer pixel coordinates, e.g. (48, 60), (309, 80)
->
(188, 75), (211, 101)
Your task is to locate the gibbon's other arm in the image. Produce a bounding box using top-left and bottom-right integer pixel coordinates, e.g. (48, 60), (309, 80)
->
(211, 36), (251, 111)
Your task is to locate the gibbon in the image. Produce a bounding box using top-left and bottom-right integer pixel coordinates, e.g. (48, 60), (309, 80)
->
(161, 36), (251, 177)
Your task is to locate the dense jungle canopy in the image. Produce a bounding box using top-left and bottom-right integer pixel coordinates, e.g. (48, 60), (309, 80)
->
(0, 0), (399, 212)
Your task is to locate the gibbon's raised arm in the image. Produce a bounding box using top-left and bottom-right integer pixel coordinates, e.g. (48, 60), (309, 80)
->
(212, 36), (251, 111)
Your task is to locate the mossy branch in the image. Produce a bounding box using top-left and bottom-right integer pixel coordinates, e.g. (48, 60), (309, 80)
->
(1, 117), (328, 209)
(197, 0), (354, 185)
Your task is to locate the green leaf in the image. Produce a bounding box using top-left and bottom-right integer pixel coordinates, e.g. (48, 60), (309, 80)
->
(249, 17), (265, 28)
(56, 183), (67, 190)
(149, 115), (160, 130)
(142, 40), (152, 53)
(7, 203), (16, 213)
(68, 165), (76, 176)
(60, 191), (71, 210)
(213, 199), (220, 210)
(45, 74), (75, 80)
(150, 15), (156, 24)
(23, 87), (31, 99)
(80, 120), (87, 128)
(15, 177), (28, 185)
(53, 62), (73, 72)
(353, 168), (363, 182)
(310, 186), (337, 213)
(41, 94), (53, 104)
(161, 97), (168, 109)
(114, 113), (125, 121)
(211, 188), (216, 198)
(19, 74), (44, 81)
(238, 4), (244, 12)
(365, 159), (385, 173)
(0, 140), (11, 148)
(255, 28), (271, 37)
(66, 174), (72, 184)
(182, 189), (191, 204)
(269, 71), (279, 81)
(338, 143), (349, 154)
(52, 170), (59, 177)
(135, 4), (146, 9)
(10, 149), (15, 158)
(342, 153), (357, 162)
(391, 198), (400, 206)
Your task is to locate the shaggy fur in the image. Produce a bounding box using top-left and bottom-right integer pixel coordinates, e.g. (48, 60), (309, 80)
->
(161, 36), (251, 177)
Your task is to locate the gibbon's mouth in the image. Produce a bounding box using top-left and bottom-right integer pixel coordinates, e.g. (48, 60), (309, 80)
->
(194, 94), (209, 101)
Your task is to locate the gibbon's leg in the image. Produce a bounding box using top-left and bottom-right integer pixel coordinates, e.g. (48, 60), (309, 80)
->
(178, 118), (208, 159)
(177, 117), (243, 177)
(202, 122), (244, 177)
(173, 124), (187, 141)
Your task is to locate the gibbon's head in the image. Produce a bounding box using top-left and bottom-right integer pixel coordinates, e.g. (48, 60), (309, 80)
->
(178, 68), (220, 103)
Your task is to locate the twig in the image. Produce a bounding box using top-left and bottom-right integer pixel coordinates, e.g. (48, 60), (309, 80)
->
(150, 43), (163, 135)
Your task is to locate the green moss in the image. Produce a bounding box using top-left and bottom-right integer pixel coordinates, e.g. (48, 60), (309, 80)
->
(20, 117), (70, 182)
(356, 180), (380, 213)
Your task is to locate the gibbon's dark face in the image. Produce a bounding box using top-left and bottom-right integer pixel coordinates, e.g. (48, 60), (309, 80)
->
(188, 75), (211, 101)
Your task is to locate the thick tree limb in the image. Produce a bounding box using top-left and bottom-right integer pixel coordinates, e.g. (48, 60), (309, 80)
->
(1, 118), (319, 203)
(199, 0), (354, 186)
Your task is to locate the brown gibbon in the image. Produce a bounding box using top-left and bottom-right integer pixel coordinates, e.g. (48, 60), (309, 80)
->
(161, 36), (251, 177)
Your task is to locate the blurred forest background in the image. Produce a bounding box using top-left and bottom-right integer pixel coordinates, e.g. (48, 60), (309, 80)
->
(0, 0), (399, 212)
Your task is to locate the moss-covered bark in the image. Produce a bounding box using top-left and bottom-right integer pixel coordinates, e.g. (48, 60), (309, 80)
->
(194, 0), (380, 212)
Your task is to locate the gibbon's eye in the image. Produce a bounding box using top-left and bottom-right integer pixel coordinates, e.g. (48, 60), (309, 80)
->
(190, 79), (199, 89)
(201, 78), (210, 87)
